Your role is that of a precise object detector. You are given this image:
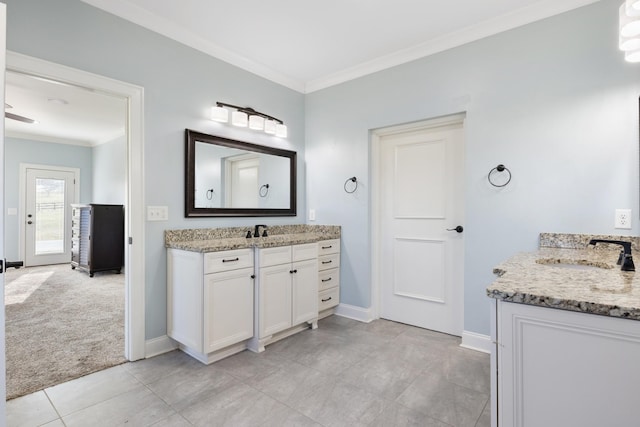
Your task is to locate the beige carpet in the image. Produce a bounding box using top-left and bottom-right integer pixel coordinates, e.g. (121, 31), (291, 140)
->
(5, 264), (125, 400)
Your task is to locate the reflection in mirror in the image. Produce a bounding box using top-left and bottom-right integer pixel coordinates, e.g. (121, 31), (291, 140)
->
(186, 129), (296, 217)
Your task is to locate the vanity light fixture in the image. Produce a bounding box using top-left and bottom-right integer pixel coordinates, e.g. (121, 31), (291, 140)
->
(211, 101), (288, 137)
(620, 0), (640, 62)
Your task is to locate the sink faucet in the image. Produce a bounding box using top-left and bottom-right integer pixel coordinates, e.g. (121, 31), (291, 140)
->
(588, 239), (635, 271)
(254, 224), (268, 237)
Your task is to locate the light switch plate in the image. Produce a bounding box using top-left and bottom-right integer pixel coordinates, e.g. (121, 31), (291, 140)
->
(615, 209), (632, 229)
(147, 206), (169, 221)
(309, 209), (316, 221)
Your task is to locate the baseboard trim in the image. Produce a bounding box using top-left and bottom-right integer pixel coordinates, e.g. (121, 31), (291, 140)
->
(145, 335), (178, 358)
(460, 330), (492, 354)
(334, 303), (375, 323)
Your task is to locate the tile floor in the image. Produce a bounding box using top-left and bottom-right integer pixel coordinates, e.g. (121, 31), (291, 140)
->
(7, 316), (491, 427)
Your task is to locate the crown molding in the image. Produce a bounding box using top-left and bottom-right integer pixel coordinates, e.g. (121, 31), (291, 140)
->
(305, 0), (601, 92)
(80, 0), (306, 93)
(81, 0), (600, 95)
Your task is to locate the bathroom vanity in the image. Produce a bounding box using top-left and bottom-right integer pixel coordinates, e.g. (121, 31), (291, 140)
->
(487, 233), (640, 427)
(166, 225), (340, 364)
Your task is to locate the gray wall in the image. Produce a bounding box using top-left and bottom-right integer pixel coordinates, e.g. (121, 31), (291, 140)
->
(305, 0), (640, 335)
(92, 135), (126, 205)
(4, 0), (305, 340)
(4, 137), (93, 261)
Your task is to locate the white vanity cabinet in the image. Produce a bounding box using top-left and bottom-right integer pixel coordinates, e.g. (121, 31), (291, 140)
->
(318, 239), (340, 316)
(493, 300), (640, 427)
(249, 243), (319, 352)
(167, 248), (254, 364)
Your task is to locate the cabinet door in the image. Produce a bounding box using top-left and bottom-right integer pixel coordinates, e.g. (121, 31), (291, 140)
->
(204, 267), (254, 353)
(292, 258), (319, 325)
(498, 301), (640, 427)
(259, 263), (292, 337)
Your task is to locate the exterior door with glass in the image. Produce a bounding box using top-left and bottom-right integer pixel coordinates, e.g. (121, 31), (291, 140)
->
(24, 167), (77, 266)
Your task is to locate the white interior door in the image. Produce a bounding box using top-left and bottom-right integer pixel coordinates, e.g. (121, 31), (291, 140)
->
(24, 167), (77, 266)
(378, 120), (464, 336)
(227, 155), (259, 208)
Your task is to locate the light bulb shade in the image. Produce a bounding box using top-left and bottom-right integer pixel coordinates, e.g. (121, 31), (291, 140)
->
(249, 115), (265, 130)
(264, 119), (277, 134)
(627, 0), (640, 15)
(626, 48), (640, 62)
(620, 4), (640, 38)
(620, 34), (640, 51)
(211, 106), (228, 122)
(275, 124), (288, 138)
(231, 111), (248, 127)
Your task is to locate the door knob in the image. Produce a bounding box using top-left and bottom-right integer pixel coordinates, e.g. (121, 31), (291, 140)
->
(447, 225), (464, 233)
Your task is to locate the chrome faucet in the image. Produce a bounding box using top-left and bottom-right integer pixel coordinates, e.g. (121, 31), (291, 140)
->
(588, 239), (635, 271)
(254, 224), (268, 237)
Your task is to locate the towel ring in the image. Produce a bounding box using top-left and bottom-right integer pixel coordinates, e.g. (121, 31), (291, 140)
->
(259, 184), (270, 197)
(488, 164), (511, 187)
(344, 177), (358, 194)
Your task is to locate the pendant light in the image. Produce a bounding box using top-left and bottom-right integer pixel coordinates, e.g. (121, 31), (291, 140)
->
(619, 1), (640, 62)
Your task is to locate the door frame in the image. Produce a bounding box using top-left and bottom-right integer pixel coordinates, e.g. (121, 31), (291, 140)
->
(7, 51), (146, 361)
(19, 164), (80, 266)
(370, 113), (466, 323)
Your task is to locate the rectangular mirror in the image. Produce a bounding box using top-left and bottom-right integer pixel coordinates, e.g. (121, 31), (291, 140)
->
(185, 129), (297, 217)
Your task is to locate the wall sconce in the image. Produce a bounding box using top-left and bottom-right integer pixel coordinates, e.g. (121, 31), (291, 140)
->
(211, 102), (288, 138)
(620, 0), (640, 63)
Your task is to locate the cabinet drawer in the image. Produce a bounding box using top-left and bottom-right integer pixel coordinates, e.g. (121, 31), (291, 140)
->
(318, 239), (340, 256)
(319, 268), (340, 292)
(292, 243), (318, 262)
(205, 248), (253, 274)
(319, 287), (339, 311)
(259, 245), (291, 267)
(318, 253), (340, 271)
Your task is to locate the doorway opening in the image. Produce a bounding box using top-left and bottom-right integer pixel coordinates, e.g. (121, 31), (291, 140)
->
(3, 52), (145, 398)
(371, 114), (466, 336)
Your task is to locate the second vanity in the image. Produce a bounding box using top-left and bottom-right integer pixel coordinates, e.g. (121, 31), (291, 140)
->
(165, 225), (340, 364)
(487, 233), (640, 427)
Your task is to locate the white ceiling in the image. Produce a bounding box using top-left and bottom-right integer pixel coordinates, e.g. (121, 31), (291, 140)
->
(6, 0), (600, 144)
(82, 0), (600, 93)
(5, 71), (126, 146)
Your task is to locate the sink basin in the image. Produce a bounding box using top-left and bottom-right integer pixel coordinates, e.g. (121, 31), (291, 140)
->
(536, 258), (613, 271)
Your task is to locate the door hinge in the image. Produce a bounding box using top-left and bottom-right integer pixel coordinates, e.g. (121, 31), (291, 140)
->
(128, 237), (133, 245)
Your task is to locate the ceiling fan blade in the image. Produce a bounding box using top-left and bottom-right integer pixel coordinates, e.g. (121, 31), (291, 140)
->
(5, 111), (36, 124)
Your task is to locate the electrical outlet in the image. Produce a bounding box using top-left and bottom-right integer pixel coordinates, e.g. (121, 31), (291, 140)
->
(309, 209), (316, 221)
(147, 206), (169, 221)
(615, 209), (632, 229)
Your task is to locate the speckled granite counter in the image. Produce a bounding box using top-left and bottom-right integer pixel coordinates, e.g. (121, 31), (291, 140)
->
(487, 233), (640, 320)
(165, 225), (340, 252)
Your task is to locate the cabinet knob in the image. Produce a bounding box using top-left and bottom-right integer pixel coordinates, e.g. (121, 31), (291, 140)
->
(289, 269), (298, 274)
(250, 274), (255, 279)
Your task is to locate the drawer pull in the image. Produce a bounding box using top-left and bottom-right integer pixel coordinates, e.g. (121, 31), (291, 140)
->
(222, 257), (240, 263)
(289, 269), (298, 274)
(321, 278), (332, 282)
(322, 260), (332, 264)
(321, 297), (332, 302)
(321, 245), (332, 249)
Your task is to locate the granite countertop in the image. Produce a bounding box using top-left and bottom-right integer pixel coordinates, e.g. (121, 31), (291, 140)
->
(487, 247), (640, 320)
(165, 225), (341, 253)
(166, 233), (338, 252)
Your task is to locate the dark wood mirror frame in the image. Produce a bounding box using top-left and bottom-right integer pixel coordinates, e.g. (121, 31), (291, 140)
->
(185, 129), (297, 217)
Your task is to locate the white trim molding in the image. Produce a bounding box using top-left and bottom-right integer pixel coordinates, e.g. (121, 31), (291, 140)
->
(334, 303), (375, 323)
(461, 330), (492, 354)
(145, 336), (179, 358)
(7, 51), (147, 362)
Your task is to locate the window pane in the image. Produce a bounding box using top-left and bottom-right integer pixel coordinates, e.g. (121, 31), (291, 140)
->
(35, 178), (65, 255)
